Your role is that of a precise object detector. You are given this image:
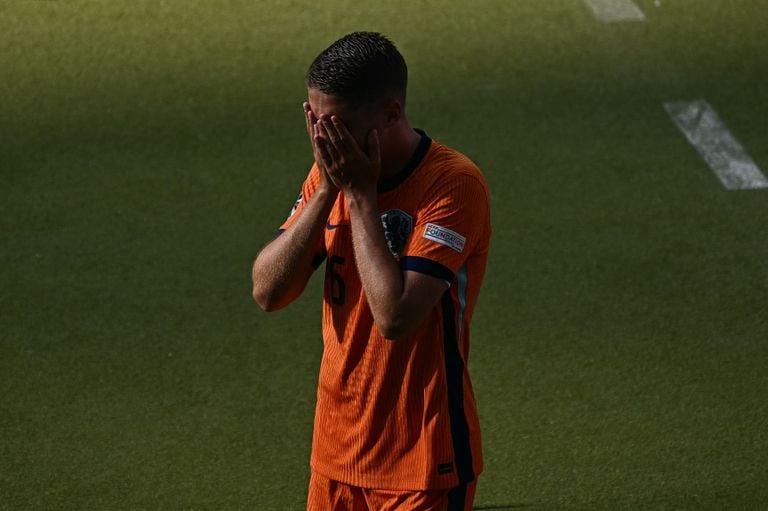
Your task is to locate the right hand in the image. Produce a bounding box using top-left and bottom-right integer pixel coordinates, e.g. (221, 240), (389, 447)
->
(304, 102), (339, 195)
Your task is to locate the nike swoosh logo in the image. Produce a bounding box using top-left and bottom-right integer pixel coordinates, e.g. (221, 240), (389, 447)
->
(326, 221), (348, 230)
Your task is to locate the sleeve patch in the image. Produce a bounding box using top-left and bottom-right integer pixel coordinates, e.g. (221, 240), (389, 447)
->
(423, 223), (466, 253)
(289, 193), (303, 218)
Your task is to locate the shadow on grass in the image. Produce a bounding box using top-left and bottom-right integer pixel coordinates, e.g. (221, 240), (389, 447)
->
(474, 505), (529, 510)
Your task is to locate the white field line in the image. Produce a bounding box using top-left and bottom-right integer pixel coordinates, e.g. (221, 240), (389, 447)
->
(664, 100), (768, 190)
(584, 0), (646, 22)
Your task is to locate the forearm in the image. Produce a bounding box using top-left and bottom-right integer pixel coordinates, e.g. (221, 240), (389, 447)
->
(252, 188), (336, 311)
(347, 190), (405, 337)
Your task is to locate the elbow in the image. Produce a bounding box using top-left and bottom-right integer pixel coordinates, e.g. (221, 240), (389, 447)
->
(252, 286), (280, 313)
(251, 262), (284, 312)
(377, 317), (411, 341)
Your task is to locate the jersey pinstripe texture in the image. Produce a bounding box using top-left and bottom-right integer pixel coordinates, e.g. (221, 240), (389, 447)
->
(280, 131), (491, 490)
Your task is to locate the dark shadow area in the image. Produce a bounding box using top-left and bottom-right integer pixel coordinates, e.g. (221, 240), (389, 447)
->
(475, 505), (530, 510)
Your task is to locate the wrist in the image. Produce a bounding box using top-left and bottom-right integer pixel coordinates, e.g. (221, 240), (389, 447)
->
(345, 186), (377, 210)
(315, 185), (339, 203)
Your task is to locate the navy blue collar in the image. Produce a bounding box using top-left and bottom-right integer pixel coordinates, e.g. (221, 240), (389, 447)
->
(377, 129), (432, 194)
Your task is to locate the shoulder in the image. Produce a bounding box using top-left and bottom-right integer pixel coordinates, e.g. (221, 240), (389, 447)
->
(299, 163), (323, 194)
(307, 162), (322, 185)
(420, 140), (489, 203)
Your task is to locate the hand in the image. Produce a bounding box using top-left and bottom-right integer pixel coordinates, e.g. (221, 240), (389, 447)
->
(303, 102), (338, 195)
(313, 115), (381, 196)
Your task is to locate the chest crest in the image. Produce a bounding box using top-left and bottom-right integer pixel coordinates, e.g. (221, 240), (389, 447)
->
(380, 209), (413, 259)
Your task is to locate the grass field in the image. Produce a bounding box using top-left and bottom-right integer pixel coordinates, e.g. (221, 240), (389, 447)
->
(2, 1), (767, 509)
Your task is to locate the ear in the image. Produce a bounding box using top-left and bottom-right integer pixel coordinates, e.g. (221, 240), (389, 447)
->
(383, 98), (403, 127)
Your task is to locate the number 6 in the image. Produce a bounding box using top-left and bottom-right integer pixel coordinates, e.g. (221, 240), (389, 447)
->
(329, 255), (345, 306)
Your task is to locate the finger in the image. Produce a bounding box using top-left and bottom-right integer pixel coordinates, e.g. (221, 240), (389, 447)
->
(310, 119), (329, 166)
(304, 103), (315, 146)
(330, 116), (356, 151)
(321, 116), (346, 153)
(313, 132), (334, 168)
(316, 120), (341, 161)
(304, 104), (321, 141)
(367, 129), (381, 165)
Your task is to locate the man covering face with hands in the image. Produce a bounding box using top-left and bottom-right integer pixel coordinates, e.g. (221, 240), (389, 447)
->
(252, 32), (491, 511)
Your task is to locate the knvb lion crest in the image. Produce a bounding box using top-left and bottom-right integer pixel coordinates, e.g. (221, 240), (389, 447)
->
(380, 209), (413, 259)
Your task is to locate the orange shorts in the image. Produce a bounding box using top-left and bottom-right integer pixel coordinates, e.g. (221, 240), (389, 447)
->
(307, 471), (477, 511)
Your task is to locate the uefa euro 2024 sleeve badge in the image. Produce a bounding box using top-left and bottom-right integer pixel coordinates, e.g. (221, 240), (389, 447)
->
(380, 209), (413, 259)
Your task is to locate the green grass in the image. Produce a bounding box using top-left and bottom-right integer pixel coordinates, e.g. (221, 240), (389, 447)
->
(2, 1), (767, 509)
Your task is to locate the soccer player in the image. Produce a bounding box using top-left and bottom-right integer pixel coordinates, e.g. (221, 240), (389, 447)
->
(251, 32), (491, 511)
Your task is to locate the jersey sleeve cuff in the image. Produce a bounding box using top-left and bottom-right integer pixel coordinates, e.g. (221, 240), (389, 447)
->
(400, 256), (454, 285)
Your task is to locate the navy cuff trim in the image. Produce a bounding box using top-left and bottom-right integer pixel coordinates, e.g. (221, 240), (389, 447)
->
(401, 256), (454, 284)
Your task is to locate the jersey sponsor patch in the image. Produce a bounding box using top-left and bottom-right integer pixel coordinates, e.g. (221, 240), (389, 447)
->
(423, 223), (466, 253)
(381, 209), (413, 259)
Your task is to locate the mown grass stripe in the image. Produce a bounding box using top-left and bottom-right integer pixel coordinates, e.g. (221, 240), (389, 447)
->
(664, 100), (768, 190)
(584, 0), (646, 22)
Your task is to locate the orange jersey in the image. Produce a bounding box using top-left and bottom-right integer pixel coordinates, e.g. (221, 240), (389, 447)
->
(280, 130), (491, 490)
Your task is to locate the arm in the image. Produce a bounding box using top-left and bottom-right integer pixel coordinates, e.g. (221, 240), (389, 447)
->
(346, 190), (448, 339)
(315, 115), (448, 339)
(252, 103), (338, 312)
(251, 187), (336, 312)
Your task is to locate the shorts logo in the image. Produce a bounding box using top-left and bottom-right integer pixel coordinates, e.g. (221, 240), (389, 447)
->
(423, 223), (466, 253)
(381, 209), (413, 259)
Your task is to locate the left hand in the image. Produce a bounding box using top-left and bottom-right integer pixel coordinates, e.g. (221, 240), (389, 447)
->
(313, 115), (381, 196)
